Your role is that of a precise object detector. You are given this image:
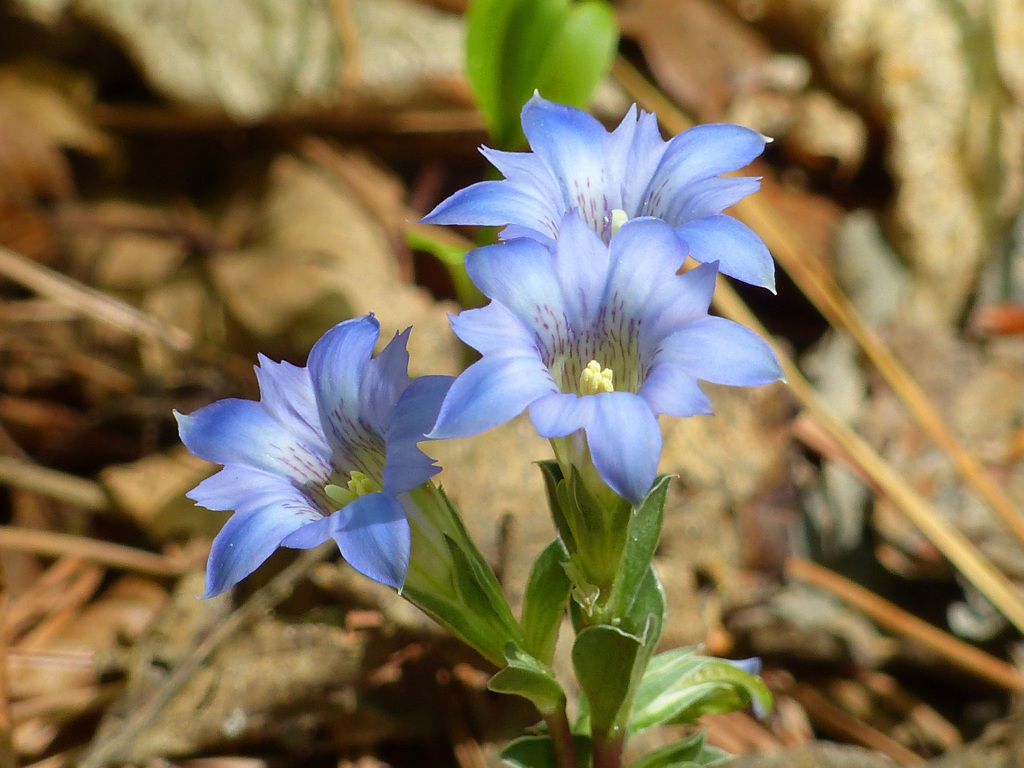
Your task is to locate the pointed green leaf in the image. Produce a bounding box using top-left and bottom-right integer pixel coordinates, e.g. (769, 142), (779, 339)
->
(609, 475), (671, 621)
(572, 621), (651, 737)
(488, 643), (567, 715)
(630, 650), (773, 731)
(620, 564), (666, 643)
(521, 539), (572, 663)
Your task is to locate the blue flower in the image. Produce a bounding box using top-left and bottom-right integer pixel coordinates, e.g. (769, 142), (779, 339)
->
(423, 93), (774, 290)
(429, 215), (783, 505)
(175, 315), (452, 596)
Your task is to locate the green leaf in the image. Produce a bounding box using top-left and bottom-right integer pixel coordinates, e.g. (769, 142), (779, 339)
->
(465, 0), (620, 148)
(501, 733), (593, 768)
(608, 475), (671, 621)
(572, 621), (651, 738)
(630, 649), (773, 732)
(488, 643), (567, 715)
(533, 1), (618, 109)
(521, 539), (573, 663)
(627, 731), (705, 768)
(621, 564), (666, 643)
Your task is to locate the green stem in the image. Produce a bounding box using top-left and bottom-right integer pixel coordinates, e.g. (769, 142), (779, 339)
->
(592, 728), (626, 768)
(544, 707), (578, 768)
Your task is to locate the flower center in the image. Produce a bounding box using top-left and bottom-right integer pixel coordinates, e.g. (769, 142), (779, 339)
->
(609, 208), (628, 237)
(324, 471), (381, 508)
(579, 360), (614, 395)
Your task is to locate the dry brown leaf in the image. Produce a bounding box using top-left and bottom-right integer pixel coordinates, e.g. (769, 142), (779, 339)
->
(619, 0), (771, 122)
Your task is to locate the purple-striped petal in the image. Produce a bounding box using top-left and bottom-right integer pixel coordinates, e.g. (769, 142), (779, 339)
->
(666, 176), (761, 223)
(521, 94), (618, 235)
(465, 238), (569, 341)
(639, 123), (766, 219)
(281, 492), (411, 590)
(175, 402), (331, 486)
(449, 302), (538, 356)
(203, 484), (323, 597)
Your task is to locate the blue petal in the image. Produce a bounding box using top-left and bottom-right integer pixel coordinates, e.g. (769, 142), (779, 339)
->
(361, 327), (411, 431)
(480, 145), (561, 204)
(449, 302), (537, 356)
(465, 238), (570, 344)
(601, 218), (691, 333)
(175, 402), (331, 486)
(498, 224), (557, 247)
(281, 493), (410, 590)
(528, 391), (594, 438)
(639, 261), (719, 361)
(202, 484), (323, 597)
(666, 176), (761, 222)
(638, 366), (714, 418)
(622, 110), (670, 215)
(676, 215), (775, 291)
(430, 354), (555, 439)
(584, 393), (661, 506)
(253, 355), (322, 448)
(655, 317), (784, 386)
(383, 374), (453, 495)
(307, 315), (385, 469)
(187, 465), (285, 512)
(521, 94), (617, 235)
(639, 123), (766, 220)
(553, 213), (611, 329)
(422, 180), (559, 240)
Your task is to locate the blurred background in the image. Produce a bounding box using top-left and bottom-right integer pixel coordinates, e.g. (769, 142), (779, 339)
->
(1, 0), (1024, 766)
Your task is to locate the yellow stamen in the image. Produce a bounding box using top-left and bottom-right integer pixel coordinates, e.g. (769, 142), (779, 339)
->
(610, 208), (629, 236)
(324, 471), (381, 508)
(579, 359), (614, 395)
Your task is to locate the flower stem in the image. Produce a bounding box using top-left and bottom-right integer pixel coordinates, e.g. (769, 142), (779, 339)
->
(544, 707), (578, 768)
(592, 729), (625, 768)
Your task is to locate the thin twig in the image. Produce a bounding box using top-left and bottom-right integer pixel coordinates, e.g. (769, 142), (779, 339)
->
(0, 528), (185, 578)
(0, 457), (109, 513)
(612, 56), (1024, 550)
(74, 545), (332, 768)
(712, 275), (1024, 634)
(0, 245), (192, 353)
(787, 557), (1024, 692)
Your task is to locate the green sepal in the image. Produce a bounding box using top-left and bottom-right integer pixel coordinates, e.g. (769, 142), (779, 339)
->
(630, 648), (774, 732)
(403, 485), (523, 666)
(607, 475), (671, 622)
(520, 539), (572, 663)
(501, 733), (593, 768)
(537, 460), (575, 553)
(572, 616), (656, 738)
(627, 731), (729, 768)
(444, 533), (523, 648)
(488, 642), (567, 716)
